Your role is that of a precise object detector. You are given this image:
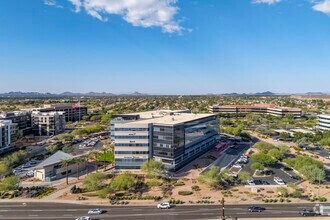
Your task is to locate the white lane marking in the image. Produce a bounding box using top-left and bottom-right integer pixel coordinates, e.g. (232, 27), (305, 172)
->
(65, 209), (78, 211)
(28, 214), (39, 216)
(32, 210), (43, 212)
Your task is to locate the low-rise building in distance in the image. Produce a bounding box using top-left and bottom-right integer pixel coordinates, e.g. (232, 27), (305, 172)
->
(210, 104), (302, 118)
(0, 111), (32, 135)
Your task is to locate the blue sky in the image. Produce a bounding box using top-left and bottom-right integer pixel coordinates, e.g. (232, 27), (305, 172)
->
(1, 0), (330, 95)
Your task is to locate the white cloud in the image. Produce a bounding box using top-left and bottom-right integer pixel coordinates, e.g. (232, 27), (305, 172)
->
(252, 0), (281, 5)
(313, 0), (330, 15)
(44, 0), (63, 8)
(45, 0), (183, 34)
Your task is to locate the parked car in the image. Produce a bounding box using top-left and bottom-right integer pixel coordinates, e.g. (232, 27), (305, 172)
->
(248, 206), (265, 212)
(326, 155), (330, 159)
(247, 178), (255, 186)
(299, 209), (317, 216)
(88, 208), (103, 215)
(75, 217), (91, 220)
(274, 177), (285, 185)
(233, 164), (242, 169)
(157, 203), (171, 209)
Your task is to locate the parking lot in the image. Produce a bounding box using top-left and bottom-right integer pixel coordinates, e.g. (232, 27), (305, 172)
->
(240, 158), (302, 186)
(203, 141), (254, 173)
(314, 147), (330, 159)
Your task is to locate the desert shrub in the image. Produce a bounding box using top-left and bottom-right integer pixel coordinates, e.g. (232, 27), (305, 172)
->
(178, 191), (193, 196)
(146, 180), (162, 187)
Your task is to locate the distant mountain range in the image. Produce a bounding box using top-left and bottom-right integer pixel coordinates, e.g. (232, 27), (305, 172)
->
(221, 91), (276, 96)
(0, 91), (146, 98)
(0, 91), (329, 98)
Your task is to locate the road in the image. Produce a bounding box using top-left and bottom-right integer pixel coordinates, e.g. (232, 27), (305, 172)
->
(1, 202), (327, 219)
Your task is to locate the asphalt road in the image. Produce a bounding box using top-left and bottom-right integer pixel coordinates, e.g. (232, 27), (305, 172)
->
(1, 202), (327, 220)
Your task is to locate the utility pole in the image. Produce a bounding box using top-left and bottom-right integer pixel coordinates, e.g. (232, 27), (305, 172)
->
(318, 170), (321, 198)
(221, 197), (225, 220)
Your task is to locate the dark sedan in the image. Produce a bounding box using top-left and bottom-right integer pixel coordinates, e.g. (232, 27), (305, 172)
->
(248, 206), (265, 212)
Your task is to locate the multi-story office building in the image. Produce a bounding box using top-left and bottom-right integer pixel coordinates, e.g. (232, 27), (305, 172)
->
(32, 111), (66, 136)
(110, 110), (191, 140)
(0, 111), (32, 135)
(317, 114), (330, 131)
(210, 104), (302, 118)
(0, 120), (13, 150)
(25, 103), (87, 123)
(113, 112), (219, 171)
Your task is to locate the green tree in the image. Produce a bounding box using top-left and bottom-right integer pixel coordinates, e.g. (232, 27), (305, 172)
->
(250, 162), (264, 171)
(45, 145), (59, 153)
(220, 168), (234, 183)
(254, 142), (275, 154)
(279, 132), (291, 140)
(251, 153), (276, 166)
(141, 159), (165, 178)
(101, 114), (112, 124)
(0, 175), (20, 191)
(238, 171), (250, 183)
(300, 165), (325, 183)
(57, 133), (74, 142)
(110, 172), (137, 191)
(197, 166), (222, 189)
(83, 172), (107, 191)
(268, 149), (285, 160)
(0, 162), (11, 176)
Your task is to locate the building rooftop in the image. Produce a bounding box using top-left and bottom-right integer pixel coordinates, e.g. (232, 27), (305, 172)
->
(32, 111), (65, 116)
(127, 113), (215, 125)
(212, 104), (301, 111)
(35, 151), (73, 168)
(114, 109), (191, 120)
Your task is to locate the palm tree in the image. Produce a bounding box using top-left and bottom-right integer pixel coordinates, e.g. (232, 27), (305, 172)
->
(74, 157), (83, 180)
(101, 144), (112, 171)
(61, 159), (73, 185)
(88, 151), (98, 173)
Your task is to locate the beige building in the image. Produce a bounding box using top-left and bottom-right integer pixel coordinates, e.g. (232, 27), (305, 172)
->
(34, 151), (86, 182)
(209, 104), (302, 118)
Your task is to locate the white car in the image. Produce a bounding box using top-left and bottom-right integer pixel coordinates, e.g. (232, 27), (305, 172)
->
(233, 164), (242, 169)
(88, 208), (103, 215)
(326, 155), (330, 159)
(157, 203), (171, 209)
(75, 217), (91, 220)
(247, 178), (255, 186)
(274, 177), (285, 185)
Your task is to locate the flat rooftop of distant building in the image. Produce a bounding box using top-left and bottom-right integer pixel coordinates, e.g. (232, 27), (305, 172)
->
(127, 113), (215, 125)
(114, 109), (191, 119)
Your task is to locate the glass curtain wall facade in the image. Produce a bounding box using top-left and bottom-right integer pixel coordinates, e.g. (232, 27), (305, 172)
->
(153, 115), (219, 171)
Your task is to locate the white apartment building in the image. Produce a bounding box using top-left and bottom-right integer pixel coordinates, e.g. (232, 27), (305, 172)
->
(32, 111), (66, 136)
(317, 114), (330, 131)
(0, 120), (13, 150)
